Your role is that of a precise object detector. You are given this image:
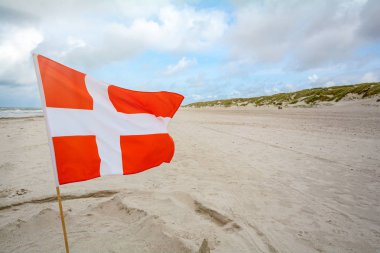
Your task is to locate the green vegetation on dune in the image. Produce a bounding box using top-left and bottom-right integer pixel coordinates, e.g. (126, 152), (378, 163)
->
(185, 82), (380, 108)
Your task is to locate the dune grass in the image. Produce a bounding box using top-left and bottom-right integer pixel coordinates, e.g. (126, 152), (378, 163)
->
(185, 82), (380, 108)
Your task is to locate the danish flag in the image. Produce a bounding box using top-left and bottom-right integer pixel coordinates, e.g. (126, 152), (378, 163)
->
(33, 55), (184, 185)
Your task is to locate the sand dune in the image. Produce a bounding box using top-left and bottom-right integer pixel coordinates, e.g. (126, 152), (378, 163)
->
(0, 99), (379, 252)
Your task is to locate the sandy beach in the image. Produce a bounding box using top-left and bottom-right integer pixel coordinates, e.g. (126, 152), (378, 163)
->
(0, 99), (379, 253)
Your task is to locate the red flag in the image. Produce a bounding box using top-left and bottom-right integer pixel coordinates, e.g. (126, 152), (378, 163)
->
(34, 55), (184, 185)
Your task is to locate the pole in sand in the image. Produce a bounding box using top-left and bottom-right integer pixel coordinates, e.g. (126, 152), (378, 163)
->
(56, 187), (70, 253)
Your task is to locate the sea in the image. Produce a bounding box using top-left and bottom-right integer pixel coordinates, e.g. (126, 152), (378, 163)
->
(0, 107), (43, 118)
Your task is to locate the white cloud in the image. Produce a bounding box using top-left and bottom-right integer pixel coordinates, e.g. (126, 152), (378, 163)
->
(285, 83), (296, 92)
(165, 57), (197, 75)
(325, 81), (336, 87)
(190, 94), (203, 101)
(58, 36), (86, 57)
(360, 72), (379, 83)
(228, 0), (376, 70)
(0, 26), (43, 85)
(39, 4), (226, 68)
(0, 1), (226, 89)
(230, 90), (241, 97)
(67, 37), (86, 49)
(308, 74), (319, 83)
(264, 87), (280, 95)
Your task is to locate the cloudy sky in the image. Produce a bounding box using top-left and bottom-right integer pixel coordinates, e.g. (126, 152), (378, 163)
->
(0, 0), (379, 107)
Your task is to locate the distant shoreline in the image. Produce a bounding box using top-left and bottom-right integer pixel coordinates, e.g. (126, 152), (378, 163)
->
(0, 115), (43, 120)
(0, 108), (43, 119)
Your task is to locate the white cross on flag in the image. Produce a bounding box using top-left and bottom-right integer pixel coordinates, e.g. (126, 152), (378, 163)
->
(33, 54), (184, 185)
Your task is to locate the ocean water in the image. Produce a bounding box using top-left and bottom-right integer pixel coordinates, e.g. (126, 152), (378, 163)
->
(0, 107), (43, 118)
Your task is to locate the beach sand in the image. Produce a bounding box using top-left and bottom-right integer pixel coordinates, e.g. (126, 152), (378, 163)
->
(0, 99), (379, 252)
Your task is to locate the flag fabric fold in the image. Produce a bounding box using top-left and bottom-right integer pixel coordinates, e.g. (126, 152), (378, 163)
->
(34, 54), (184, 185)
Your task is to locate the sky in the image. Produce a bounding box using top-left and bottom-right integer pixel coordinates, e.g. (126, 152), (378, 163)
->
(0, 0), (379, 107)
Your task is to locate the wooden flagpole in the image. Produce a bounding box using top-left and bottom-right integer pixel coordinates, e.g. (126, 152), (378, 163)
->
(56, 187), (70, 253)
(32, 53), (70, 252)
